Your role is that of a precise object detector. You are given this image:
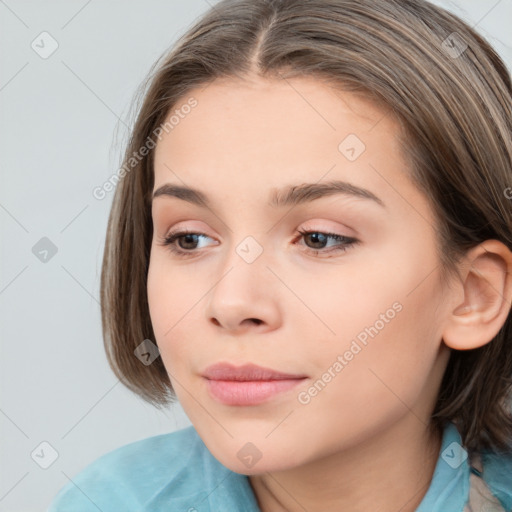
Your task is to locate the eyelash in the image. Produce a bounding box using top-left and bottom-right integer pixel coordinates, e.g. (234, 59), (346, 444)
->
(158, 228), (359, 258)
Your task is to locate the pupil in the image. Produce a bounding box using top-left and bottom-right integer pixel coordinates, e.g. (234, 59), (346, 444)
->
(308, 233), (326, 248)
(182, 234), (198, 249)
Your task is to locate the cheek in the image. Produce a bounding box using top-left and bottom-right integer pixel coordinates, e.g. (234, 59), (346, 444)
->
(290, 279), (444, 457)
(297, 243), (427, 345)
(303, 233), (444, 391)
(146, 254), (200, 361)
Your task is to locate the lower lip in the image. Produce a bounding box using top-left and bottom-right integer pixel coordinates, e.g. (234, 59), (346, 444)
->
(205, 378), (306, 406)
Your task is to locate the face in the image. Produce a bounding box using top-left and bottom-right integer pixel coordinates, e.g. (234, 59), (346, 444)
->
(148, 75), (453, 474)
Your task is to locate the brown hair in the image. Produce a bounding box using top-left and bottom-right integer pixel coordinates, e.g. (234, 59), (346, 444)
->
(100, 0), (512, 454)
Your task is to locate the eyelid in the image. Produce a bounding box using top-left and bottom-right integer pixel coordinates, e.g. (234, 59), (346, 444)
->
(162, 220), (353, 241)
(298, 219), (357, 238)
(162, 220), (212, 238)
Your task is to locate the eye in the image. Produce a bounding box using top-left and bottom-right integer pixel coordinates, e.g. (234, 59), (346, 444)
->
(157, 228), (359, 258)
(157, 228), (217, 257)
(294, 229), (359, 256)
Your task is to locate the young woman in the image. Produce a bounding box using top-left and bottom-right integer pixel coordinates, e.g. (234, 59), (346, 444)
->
(48, 0), (512, 510)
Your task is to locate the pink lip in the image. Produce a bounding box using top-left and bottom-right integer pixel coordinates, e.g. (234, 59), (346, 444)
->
(202, 363), (308, 406)
(202, 362), (306, 381)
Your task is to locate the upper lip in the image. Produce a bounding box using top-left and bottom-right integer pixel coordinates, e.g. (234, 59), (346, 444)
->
(202, 362), (307, 381)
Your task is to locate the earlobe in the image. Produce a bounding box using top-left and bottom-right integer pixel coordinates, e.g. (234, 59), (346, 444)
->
(442, 240), (512, 351)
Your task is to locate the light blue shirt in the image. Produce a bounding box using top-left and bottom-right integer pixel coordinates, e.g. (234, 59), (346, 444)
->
(47, 422), (512, 511)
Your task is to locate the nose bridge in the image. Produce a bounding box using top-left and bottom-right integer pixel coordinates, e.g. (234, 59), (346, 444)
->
(218, 207), (274, 272)
(215, 232), (271, 298)
(204, 231), (281, 331)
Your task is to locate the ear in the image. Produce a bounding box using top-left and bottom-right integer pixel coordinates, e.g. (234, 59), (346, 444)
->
(442, 240), (512, 351)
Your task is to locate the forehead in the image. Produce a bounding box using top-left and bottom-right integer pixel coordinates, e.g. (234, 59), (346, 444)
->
(151, 75), (425, 219)
(154, 75), (398, 162)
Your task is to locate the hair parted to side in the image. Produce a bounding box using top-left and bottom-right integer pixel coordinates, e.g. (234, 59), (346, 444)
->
(100, 0), (512, 454)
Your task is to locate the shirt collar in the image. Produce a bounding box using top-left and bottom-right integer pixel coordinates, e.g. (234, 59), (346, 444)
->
(416, 421), (470, 511)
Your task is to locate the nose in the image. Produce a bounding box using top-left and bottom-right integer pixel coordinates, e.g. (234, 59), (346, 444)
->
(205, 250), (282, 335)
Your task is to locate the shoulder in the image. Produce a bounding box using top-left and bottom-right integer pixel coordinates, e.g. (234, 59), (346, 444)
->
(47, 426), (217, 512)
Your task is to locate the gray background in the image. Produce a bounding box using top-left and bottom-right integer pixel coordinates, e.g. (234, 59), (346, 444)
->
(1, 1), (511, 511)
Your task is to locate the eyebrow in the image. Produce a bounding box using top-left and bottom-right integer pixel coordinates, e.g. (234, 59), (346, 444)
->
(152, 180), (385, 209)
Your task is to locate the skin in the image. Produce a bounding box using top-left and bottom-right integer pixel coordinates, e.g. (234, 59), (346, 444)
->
(147, 74), (512, 512)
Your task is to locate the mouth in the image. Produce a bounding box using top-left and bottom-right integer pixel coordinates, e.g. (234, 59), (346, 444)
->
(201, 362), (308, 406)
(204, 378), (307, 406)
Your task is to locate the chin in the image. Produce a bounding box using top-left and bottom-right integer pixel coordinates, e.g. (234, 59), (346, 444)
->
(203, 435), (306, 475)
(221, 456), (294, 476)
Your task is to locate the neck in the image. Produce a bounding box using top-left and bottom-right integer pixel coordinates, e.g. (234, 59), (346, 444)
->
(248, 415), (443, 512)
